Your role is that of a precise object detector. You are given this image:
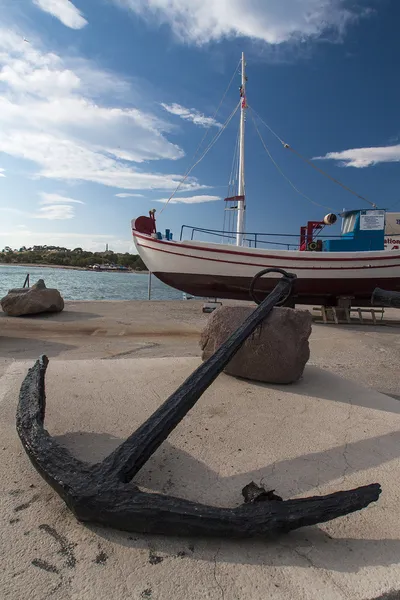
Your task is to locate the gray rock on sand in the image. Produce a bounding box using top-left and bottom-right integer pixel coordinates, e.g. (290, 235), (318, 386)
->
(1, 279), (64, 316)
(200, 306), (312, 384)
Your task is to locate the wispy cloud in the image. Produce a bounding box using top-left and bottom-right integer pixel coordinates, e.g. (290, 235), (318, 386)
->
(115, 193), (144, 198)
(32, 0), (88, 29)
(2, 204), (76, 220)
(40, 192), (85, 205)
(0, 29), (204, 192)
(1, 192), (84, 220)
(314, 144), (400, 168)
(36, 191), (84, 218)
(155, 195), (221, 204)
(35, 204), (76, 219)
(113, 0), (361, 45)
(0, 168), (5, 177)
(161, 103), (221, 128)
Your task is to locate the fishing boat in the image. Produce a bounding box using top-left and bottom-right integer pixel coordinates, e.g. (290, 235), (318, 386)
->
(132, 54), (400, 306)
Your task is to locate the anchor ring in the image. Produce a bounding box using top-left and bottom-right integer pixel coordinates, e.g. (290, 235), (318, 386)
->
(250, 267), (296, 306)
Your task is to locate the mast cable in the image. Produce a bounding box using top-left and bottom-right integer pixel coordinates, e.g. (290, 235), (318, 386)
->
(192, 58), (241, 162)
(387, 198), (400, 210)
(249, 106), (377, 208)
(224, 122), (241, 241)
(249, 109), (334, 211)
(159, 101), (240, 214)
(159, 60), (241, 215)
(228, 124), (240, 197)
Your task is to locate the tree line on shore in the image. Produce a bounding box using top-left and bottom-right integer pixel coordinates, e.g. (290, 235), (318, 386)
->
(0, 246), (147, 270)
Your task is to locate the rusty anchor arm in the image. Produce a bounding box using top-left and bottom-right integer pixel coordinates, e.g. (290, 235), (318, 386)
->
(17, 271), (381, 537)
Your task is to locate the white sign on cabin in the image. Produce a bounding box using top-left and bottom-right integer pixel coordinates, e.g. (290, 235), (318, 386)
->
(359, 210), (385, 231)
(384, 212), (400, 250)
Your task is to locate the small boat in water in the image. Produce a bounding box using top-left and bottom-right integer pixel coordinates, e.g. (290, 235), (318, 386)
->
(132, 54), (400, 306)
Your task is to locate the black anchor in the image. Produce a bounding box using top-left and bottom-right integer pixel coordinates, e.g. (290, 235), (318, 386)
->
(16, 270), (380, 538)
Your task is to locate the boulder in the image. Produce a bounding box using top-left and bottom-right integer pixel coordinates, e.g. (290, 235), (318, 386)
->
(200, 306), (312, 384)
(1, 279), (64, 317)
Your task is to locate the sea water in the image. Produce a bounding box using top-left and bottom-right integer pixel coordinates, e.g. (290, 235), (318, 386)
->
(0, 265), (183, 301)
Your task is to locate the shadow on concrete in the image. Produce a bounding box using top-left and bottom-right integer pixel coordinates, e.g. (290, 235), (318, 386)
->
(136, 435), (400, 503)
(56, 430), (400, 572)
(247, 366), (400, 414)
(54, 431), (121, 464)
(56, 431), (400, 503)
(0, 336), (75, 358)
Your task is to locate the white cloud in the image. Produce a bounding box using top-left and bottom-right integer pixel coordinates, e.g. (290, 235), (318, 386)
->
(114, 0), (358, 45)
(40, 192), (85, 204)
(1, 191), (84, 220)
(314, 144), (400, 168)
(0, 129), (195, 190)
(115, 193), (144, 197)
(34, 204), (76, 219)
(0, 29), (205, 192)
(0, 168), (5, 177)
(161, 103), (221, 128)
(155, 194), (221, 204)
(1, 204), (76, 220)
(33, 0), (88, 29)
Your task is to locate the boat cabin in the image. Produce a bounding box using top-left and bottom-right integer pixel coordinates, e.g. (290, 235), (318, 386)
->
(301, 209), (386, 253)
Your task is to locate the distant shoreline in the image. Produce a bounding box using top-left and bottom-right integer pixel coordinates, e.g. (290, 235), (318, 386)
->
(0, 262), (149, 274)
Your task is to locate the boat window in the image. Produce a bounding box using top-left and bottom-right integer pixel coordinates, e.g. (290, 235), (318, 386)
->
(342, 213), (357, 234)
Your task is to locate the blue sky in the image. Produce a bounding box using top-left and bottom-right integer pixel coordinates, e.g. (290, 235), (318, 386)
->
(0, 0), (398, 252)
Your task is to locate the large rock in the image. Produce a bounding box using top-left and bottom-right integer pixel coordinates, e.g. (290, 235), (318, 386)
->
(200, 306), (312, 384)
(1, 279), (64, 316)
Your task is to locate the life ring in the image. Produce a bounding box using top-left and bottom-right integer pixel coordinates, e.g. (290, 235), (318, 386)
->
(308, 241), (318, 251)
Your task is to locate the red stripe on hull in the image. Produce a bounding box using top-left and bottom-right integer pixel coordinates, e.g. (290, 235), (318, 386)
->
(137, 241), (400, 271)
(154, 272), (400, 306)
(133, 231), (400, 263)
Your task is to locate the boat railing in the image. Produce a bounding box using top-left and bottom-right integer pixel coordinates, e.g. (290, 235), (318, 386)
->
(180, 226), (344, 250)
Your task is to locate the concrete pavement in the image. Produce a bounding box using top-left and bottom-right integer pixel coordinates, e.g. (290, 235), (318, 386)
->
(1, 357), (400, 600)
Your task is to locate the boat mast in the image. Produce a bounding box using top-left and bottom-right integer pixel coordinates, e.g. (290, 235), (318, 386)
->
(236, 52), (246, 246)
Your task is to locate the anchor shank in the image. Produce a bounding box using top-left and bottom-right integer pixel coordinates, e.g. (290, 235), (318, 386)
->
(103, 276), (293, 482)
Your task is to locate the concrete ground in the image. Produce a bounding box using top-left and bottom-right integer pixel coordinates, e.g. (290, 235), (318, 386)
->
(1, 301), (400, 599)
(1, 300), (400, 398)
(0, 301), (209, 368)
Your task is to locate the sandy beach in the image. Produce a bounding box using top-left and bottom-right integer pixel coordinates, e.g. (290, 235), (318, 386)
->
(2, 300), (400, 599)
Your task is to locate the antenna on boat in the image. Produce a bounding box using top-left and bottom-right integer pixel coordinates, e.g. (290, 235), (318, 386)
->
(236, 52), (247, 246)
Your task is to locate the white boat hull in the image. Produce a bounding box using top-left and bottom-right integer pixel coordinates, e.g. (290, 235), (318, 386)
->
(133, 230), (400, 305)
